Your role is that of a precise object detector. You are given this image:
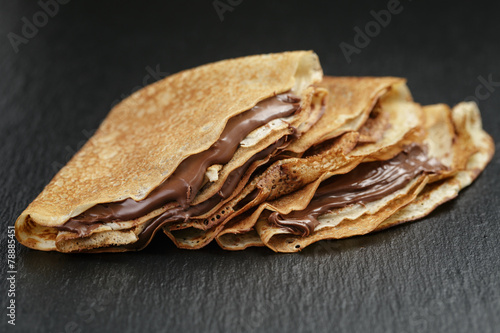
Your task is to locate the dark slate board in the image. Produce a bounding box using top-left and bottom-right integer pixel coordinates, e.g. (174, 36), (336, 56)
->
(1, 1), (499, 332)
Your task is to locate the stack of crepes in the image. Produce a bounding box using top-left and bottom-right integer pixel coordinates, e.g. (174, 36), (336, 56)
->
(15, 51), (494, 253)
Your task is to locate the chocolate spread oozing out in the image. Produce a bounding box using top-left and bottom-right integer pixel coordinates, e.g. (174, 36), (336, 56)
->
(189, 136), (289, 218)
(269, 144), (444, 237)
(59, 93), (301, 236)
(124, 136), (289, 250)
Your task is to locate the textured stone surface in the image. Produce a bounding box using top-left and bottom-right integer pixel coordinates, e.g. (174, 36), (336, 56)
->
(1, 0), (499, 332)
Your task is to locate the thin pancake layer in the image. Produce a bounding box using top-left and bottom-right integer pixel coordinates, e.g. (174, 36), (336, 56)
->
(267, 145), (444, 237)
(50, 87), (326, 252)
(16, 51), (323, 251)
(286, 76), (407, 153)
(217, 100), (492, 252)
(214, 79), (421, 250)
(375, 102), (494, 231)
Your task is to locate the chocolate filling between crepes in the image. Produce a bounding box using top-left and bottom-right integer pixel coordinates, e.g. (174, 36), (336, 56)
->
(269, 144), (445, 237)
(57, 92), (303, 244)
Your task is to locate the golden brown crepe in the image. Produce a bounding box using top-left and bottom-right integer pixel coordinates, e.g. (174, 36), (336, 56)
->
(15, 54), (494, 254)
(167, 76), (423, 249)
(375, 102), (494, 231)
(16, 51), (325, 252)
(216, 100), (494, 252)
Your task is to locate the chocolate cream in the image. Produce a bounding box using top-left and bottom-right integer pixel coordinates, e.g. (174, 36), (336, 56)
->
(269, 144), (444, 237)
(58, 93), (302, 242)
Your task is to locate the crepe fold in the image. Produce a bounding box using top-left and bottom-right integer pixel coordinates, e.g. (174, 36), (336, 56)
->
(16, 51), (325, 252)
(165, 76), (422, 248)
(215, 95), (494, 252)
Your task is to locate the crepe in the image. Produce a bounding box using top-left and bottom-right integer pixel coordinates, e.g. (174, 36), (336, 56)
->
(375, 102), (494, 231)
(15, 51), (325, 252)
(171, 76), (420, 249)
(216, 99), (494, 252)
(16, 58), (494, 253)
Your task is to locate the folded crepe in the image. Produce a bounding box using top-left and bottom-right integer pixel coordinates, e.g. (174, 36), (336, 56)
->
(171, 76), (423, 249)
(216, 99), (494, 252)
(15, 51), (326, 252)
(375, 102), (494, 231)
(16, 57), (494, 254)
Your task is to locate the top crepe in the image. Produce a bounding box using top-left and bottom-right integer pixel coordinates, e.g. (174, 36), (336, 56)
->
(16, 51), (324, 251)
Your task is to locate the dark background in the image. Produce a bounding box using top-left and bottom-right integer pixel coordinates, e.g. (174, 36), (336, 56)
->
(1, 1), (499, 332)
